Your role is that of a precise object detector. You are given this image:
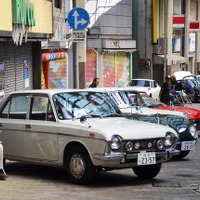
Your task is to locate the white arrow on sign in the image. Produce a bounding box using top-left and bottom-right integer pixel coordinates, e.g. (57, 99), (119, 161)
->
(72, 10), (88, 29)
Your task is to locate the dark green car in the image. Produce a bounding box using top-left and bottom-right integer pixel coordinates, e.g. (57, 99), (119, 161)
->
(125, 113), (198, 158)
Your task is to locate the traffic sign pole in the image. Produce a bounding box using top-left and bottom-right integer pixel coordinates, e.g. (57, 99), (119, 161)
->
(68, 5), (89, 89)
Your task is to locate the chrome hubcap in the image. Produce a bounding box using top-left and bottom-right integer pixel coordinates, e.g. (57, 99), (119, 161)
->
(70, 153), (85, 179)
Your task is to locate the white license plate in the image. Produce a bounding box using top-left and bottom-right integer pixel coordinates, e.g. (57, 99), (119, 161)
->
(181, 141), (196, 151)
(137, 152), (156, 165)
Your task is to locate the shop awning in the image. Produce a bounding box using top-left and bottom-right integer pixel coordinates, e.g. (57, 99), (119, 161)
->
(154, 54), (186, 65)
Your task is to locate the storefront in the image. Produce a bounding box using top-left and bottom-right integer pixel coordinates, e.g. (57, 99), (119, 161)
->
(41, 51), (68, 89)
(0, 0), (53, 96)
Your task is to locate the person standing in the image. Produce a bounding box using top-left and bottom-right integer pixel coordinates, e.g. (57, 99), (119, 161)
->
(88, 78), (100, 88)
(159, 76), (171, 105)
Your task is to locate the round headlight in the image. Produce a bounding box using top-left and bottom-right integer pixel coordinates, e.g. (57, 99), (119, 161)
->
(125, 141), (134, 151)
(110, 135), (123, 150)
(157, 139), (164, 150)
(164, 132), (174, 147)
(189, 125), (198, 139)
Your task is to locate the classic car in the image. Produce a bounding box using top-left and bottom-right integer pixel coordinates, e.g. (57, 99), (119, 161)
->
(0, 89), (179, 184)
(127, 79), (161, 99)
(89, 88), (198, 158)
(142, 95), (200, 131)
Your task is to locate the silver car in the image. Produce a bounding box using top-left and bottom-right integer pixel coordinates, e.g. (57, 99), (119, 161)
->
(0, 89), (179, 184)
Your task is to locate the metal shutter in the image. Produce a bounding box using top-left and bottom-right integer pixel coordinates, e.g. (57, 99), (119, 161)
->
(0, 42), (33, 93)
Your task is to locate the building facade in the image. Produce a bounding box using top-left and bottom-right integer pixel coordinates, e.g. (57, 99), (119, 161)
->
(63, 0), (136, 88)
(133, 0), (200, 85)
(0, 0), (53, 96)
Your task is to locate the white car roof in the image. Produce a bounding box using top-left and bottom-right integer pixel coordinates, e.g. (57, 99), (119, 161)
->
(130, 79), (155, 81)
(173, 71), (192, 80)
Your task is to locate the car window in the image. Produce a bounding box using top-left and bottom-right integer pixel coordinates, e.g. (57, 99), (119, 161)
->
(152, 81), (156, 88)
(144, 81), (150, 87)
(0, 95), (29, 119)
(30, 96), (55, 121)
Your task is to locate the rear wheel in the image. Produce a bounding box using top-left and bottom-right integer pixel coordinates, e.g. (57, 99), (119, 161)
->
(133, 163), (162, 179)
(65, 146), (96, 185)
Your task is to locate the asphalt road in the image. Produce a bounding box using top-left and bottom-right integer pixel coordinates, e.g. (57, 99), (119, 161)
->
(0, 103), (200, 200)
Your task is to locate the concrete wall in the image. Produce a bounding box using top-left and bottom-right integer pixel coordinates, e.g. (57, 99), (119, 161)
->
(86, 0), (132, 39)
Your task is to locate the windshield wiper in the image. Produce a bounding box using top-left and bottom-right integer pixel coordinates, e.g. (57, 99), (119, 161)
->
(86, 114), (103, 118)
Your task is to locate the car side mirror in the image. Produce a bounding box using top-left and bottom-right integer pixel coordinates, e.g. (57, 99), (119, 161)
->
(80, 115), (87, 123)
(80, 115), (91, 128)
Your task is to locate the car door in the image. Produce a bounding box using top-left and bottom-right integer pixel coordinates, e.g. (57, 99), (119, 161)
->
(0, 95), (28, 158)
(23, 95), (59, 161)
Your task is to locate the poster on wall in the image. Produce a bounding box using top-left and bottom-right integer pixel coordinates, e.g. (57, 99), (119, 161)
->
(23, 58), (29, 88)
(49, 58), (67, 88)
(103, 53), (131, 87)
(0, 63), (5, 99)
(86, 49), (97, 87)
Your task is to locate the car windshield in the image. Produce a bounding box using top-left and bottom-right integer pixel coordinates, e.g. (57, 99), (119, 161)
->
(53, 91), (121, 119)
(129, 80), (150, 87)
(109, 91), (145, 107)
(142, 96), (165, 107)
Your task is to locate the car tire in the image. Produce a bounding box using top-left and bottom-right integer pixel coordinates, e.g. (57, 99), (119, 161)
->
(133, 163), (162, 179)
(176, 150), (190, 159)
(65, 146), (96, 185)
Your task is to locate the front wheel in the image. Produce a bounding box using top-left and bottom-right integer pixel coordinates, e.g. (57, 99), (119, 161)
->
(133, 163), (162, 179)
(65, 146), (96, 185)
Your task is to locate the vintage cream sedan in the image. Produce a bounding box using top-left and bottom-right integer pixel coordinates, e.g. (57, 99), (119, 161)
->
(0, 89), (179, 184)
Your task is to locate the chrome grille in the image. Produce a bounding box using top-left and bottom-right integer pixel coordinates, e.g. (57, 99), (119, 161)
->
(121, 139), (162, 153)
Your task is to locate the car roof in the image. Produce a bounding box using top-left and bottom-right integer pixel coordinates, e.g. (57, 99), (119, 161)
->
(87, 87), (141, 93)
(5, 87), (144, 97)
(130, 79), (154, 81)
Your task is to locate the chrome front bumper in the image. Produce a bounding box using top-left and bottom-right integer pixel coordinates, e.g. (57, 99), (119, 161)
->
(93, 150), (180, 163)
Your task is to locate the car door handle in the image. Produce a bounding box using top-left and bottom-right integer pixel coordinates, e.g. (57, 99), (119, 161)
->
(26, 124), (32, 129)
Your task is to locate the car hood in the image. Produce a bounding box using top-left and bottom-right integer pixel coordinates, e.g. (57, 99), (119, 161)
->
(60, 117), (177, 140)
(153, 106), (200, 120)
(120, 107), (185, 117)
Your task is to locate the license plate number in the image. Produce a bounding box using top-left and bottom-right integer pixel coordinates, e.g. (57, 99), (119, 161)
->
(181, 141), (196, 151)
(137, 152), (156, 165)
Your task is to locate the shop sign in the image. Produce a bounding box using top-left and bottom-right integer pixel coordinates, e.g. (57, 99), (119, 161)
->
(173, 15), (185, 28)
(12, 0), (36, 45)
(12, 0), (35, 26)
(190, 21), (200, 31)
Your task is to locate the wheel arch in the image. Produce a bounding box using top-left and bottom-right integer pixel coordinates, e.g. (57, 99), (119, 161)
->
(63, 141), (92, 167)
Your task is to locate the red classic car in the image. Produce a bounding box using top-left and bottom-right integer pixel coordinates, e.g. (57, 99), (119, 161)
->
(143, 96), (200, 130)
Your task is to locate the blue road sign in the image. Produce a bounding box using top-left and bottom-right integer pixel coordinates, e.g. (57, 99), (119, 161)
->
(67, 7), (90, 30)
